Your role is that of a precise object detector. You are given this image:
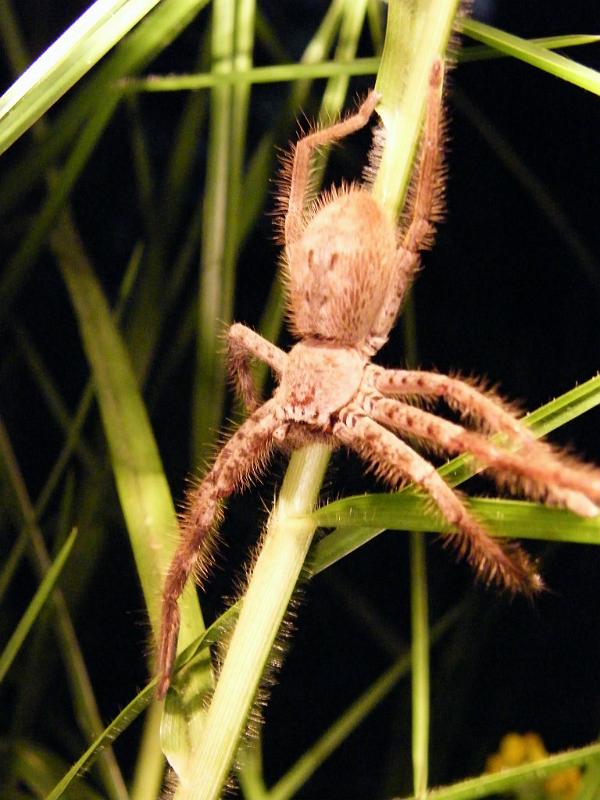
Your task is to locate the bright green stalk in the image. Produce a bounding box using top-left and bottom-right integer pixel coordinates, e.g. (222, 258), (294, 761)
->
(172, 446), (331, 800)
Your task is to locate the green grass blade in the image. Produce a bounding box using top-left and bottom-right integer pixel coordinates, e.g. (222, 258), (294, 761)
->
(410, 533), (429, 798)
(373, 0), (462, 215)
(460, 33), (600, 63)
(0, 101), (115, 320)
(462, 19), (600, 95)
(51, 214), (212, 759)
(313, 493), (600, 544)
(0, 0), (164, 156)
(46, 682), (157, 800)
(171, 446), (331, 800)
(400, 740), (600, 800)
(193, 0), (245, 463)
(0, 420), (128, 800)
(0, 528), (77, 685)
(0, 0), (211, 217)
(576, 752), (600, 800)
(4, 741), (104, 800)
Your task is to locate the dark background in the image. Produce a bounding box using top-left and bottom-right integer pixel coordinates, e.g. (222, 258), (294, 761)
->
(1, 1), (599, 798)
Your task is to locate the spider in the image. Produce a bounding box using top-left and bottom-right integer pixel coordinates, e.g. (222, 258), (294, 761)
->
(157, 61), (600, 698)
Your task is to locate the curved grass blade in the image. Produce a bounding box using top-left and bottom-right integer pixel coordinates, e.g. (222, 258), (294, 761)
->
(462, 19), (600, 95)
(0, 0), (212, 218)
(0, 528), (77, 685)
(0, 0), (164, 156)
(52, 214), (205, 646)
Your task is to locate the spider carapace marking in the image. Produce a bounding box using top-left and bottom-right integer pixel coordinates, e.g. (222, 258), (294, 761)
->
(157, 61), (600, 698)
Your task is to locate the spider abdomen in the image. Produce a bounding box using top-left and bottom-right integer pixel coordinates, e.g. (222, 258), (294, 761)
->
(285, 187), (397, 347)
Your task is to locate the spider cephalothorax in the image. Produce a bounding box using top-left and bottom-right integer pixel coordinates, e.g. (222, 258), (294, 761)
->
(157, 61), (600, 698)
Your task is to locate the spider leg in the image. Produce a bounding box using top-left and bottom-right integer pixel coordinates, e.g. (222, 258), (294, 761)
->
(334, 413), (542, 595)
(369, 396), (600, 517)
(284, 90), (381, 246)
(158, 400), (281, 698)
(367, 60), (447, 352)
(228, 323), (287, 412)
(371, 365), (535, 445)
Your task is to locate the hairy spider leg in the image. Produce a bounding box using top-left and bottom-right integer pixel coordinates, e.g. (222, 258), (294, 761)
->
(284, 90), (381, 246)
(158, 401), (281, 698)
(227, 323), (287, 412)
(334, 414), (542, 595)
(370, 396), (600, 517)
(372, 366), (535, 443)
(367, 59), (447, 354)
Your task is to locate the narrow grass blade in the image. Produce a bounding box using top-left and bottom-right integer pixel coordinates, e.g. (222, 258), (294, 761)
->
(5, 740), (104, 800)
(0, 420), (128, 799)
(0, 0), (164, 156)
(399, 740), (600, 800)
(172, 446), (330, 800)
(0, 528), (77, 684)
(0, 100), (115, 320)
(0, 0), (211, 217)
(576, 751), (600, 800)
(313, 493), (600, 543)
(460, 34), (600, 63)
(410, 533), (429, 798)
(267, 603), (465, 800)
(462, 19), (600, 95)
(46, 607), (238, 800)
(193, 0), (247, 464)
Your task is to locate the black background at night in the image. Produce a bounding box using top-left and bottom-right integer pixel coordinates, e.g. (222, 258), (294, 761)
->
(1, 1), (600, 798)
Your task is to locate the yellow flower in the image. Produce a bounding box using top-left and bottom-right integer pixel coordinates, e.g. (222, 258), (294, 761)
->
(486, 732), (582, 800)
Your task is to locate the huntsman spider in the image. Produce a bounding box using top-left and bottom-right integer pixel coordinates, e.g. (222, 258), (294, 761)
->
(157, 61), (600, 698)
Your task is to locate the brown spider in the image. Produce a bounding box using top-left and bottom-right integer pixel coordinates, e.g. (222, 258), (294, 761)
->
(157, 61), (600, 698)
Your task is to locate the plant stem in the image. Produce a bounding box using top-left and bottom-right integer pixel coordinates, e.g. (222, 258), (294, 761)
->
(173, 445), (330, 800)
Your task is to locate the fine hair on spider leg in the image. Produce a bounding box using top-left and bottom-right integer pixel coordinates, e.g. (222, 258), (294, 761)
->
(157, 58), (600, 699)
